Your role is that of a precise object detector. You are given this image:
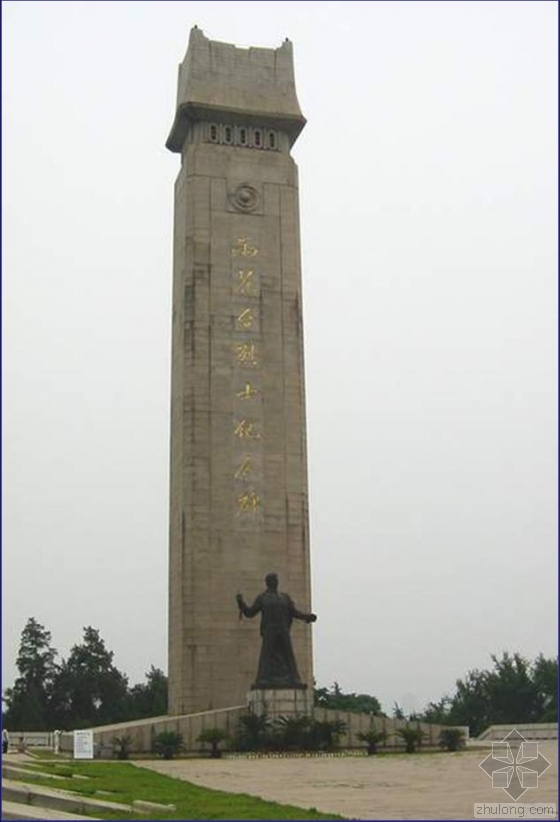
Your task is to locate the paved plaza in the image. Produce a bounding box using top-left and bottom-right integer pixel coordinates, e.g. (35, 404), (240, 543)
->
(140, 742), (558, 820)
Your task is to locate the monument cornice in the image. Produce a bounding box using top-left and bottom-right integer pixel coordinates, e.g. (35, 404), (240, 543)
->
(166, 102), (306, 152)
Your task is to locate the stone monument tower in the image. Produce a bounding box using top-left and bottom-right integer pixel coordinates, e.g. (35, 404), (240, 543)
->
(166, 27), (313, 715)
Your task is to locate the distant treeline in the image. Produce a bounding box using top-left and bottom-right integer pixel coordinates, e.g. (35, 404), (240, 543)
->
(2, 618), (167, 731)
(309, 654), (557, 737)
(2, 617), (557, 737)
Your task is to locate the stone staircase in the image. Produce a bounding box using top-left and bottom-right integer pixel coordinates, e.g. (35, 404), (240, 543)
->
(1, 753), (175, 821)
(2, 799), (101, 821)
(476, 722), (558, 741)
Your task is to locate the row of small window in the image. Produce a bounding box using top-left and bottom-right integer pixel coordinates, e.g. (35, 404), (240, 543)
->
(207, 123), (278, 151)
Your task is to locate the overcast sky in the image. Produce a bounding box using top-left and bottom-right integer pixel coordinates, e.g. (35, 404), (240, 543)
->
(3, 0), (557, 716)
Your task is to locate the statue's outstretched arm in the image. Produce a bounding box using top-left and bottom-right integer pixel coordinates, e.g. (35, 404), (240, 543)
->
(294, 610), (317, 623)
(289, 597), (317, 623)
(236, 593), (262, 618)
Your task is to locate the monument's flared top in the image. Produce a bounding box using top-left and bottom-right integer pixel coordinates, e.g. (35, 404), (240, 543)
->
(166, 26), (306, 152)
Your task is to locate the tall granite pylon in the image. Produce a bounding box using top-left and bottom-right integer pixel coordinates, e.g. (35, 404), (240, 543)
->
(166, 27), (313, 715)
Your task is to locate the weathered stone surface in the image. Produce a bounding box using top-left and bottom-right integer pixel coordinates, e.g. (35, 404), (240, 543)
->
(1, 801), (100, 821)
(167, 27), (313, 716)
(132, 799), (177, 813)
(166, 27), (306, 152)
(2, 764), (65, 781)
(1, 779), (132, 815)
(248, 688), (313, 719)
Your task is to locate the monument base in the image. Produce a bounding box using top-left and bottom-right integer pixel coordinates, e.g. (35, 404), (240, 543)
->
(248, 687), (313, 719)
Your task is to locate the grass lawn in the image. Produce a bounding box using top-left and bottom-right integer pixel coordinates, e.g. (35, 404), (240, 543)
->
(15, 754), (345, 820)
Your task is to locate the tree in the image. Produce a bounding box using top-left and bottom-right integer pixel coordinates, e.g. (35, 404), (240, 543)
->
(438, 728), (466, 752)
(154, 730), (184, 760)
(484, 653), (541, 726)
(446, 668), (490, 736)
(127, 666), (168, 719)
(357, 728), (387, 755)
(311, 718), (348, 750)
(3, 618), (58, 730)
(272, 715), (313, 750)
(392, 702), (405, 720)
(417, 652), (558, 737)
(314, 682), (383, 715)
(197, 727), (229, 758)
(396, 725), (426, 753)
(446, 653), (546, 736)
(52, 626), (129, 728)
(532, 654), (558, 722)
(112, 734), (132, 760)
(233, 713), (272, 751)
(4, 618), (174, 731)
(420, 696), (453, 725)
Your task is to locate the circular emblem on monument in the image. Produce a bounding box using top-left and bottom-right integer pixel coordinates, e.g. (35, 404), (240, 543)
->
(230, 184), (259, 213)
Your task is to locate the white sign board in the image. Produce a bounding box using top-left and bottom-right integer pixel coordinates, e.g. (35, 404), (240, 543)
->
(73, 729), (94, 759)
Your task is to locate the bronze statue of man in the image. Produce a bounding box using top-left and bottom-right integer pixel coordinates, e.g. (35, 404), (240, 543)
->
(236, 573), (317, 689)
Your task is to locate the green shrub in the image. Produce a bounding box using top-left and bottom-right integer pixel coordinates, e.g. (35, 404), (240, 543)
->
(153, 730), (185, 760)
(438, 727), (466, 752)
(112, 734), (132, 760)
(197, 727), (229, 758)
(395, 724), (426, 753)
(234, 714), (348, 753)
(272, 716), (314, 750)
(357, 728), (387, 755)
(310, 719), (347, 751)
(233, 713), (272, 751)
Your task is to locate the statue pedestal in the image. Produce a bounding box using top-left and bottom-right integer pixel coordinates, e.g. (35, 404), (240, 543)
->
(248, 687), (313, 719)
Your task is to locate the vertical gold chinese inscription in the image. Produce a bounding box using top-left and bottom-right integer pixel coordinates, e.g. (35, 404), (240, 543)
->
(236, 308), (255, 330)
(235, 269), (258, 296)
(235, 342), (259, 367)
(231, 237), (259, 257)
(232, 239), (261, 518)
(234, 456), (253, 479)
(236, 382), (258, 400)
(237, 490), (260, 514)
(233, 420), (261, 440)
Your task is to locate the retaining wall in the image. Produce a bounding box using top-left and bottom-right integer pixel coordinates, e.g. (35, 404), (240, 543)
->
(477, 723), (558, 741)
(58, 706), (467, 755)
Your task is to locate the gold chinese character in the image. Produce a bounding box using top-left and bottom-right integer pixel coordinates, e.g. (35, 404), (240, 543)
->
(231, 237), (258, 257)
(236, 382), (258, 400)
(235, 342), (258, 367)
(236, 308), (255, 330)
(237, 490), (260, 513)
(234, 456), (253, 479)
(235, 269), (257, 296)
(234, 420), (261, 439)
